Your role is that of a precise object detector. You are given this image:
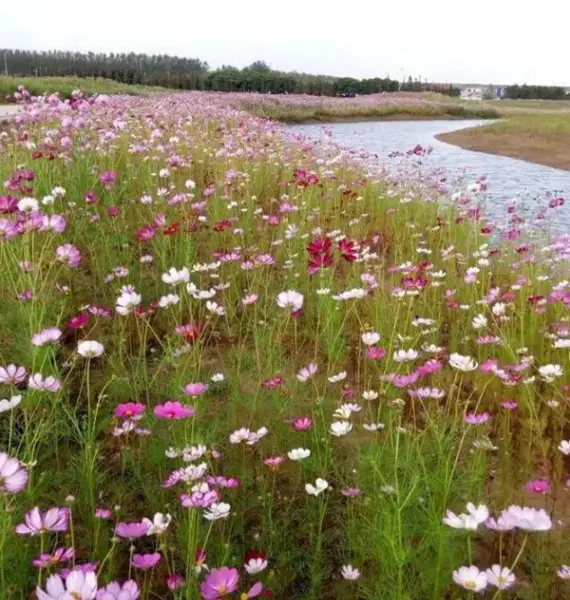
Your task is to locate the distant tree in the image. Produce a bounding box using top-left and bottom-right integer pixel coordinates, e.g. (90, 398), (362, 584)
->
(247, 60), (271, 73)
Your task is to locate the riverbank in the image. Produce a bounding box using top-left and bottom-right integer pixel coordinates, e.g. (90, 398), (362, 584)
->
(437, 113), (570, 171)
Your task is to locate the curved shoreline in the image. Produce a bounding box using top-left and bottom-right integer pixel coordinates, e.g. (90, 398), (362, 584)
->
(436, 125), (570, 172)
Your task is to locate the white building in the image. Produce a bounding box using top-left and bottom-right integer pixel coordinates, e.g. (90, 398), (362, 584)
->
(460, 87), (483, 100)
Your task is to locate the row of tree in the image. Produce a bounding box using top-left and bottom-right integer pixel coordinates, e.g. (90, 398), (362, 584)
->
(2, 49), (461, 97)
(503, 84), (569, 100)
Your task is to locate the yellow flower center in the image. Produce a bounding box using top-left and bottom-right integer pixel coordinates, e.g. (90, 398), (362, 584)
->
(71, 593), (82, 600)
(465, 580), (476, 589)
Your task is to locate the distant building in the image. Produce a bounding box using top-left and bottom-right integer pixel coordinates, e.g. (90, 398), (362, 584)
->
(460, 87), (483, 100)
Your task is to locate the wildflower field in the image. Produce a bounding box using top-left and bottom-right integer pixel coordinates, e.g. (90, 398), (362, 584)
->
(1, 88), (570, 600)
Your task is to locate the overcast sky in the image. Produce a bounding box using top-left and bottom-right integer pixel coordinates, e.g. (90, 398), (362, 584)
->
(1, 0), (567, 86)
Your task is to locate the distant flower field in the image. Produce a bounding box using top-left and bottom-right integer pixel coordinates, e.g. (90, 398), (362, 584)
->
(0, 87), (569, 599)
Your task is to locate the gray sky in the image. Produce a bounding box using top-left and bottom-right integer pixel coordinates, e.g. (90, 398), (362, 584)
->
(1, 0), (567, 86)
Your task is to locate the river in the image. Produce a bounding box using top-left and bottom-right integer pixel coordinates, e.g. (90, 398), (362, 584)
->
(290, 119), (570, 230)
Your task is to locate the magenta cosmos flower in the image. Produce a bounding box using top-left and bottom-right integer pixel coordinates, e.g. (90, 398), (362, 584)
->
(114, 403), (145, 420)
(0, 452), (28, 494)
(16, 507), (69, 535)
(526, 479), (550, 495)
(200, 567), (240, 599)
(131, 552), (161, 570)
(114, 521), (149, 539)
(96, 580), (139, 600)
(183, 382), (208, 397)
(153, 401), (194, 420)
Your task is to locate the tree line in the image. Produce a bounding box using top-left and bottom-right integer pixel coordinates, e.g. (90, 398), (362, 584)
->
(503, 84), (569, 100)
(1, 49), (460, 97)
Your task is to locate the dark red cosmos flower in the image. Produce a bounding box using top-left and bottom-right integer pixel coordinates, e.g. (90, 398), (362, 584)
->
(213, 220), (231, 232)
(32, 151), (43, 160)
(107, 206), (121, 217)
(306, 237), (332, 255)
(163, 222), (180, 235)
(261, 376), (282, 389)
(67, 313), (90, 329)
(401, 275), (430, 290)
(527, 295), (544, 305)
(338, 239), (358, 262)
(245, 549), (267, 563)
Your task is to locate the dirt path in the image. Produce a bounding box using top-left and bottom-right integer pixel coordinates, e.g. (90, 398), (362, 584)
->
(0, 105), (20, 118)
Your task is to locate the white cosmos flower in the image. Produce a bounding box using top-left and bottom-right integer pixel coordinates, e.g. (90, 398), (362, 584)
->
(362, 390), (378, 401)
(361, 332), (381, 346)
(422, 344), (443, 353)
(229, 428), (251, 444)
(363, 423), (385, 431)
(115, 291), (141, 315)
(328, 371), (347, 383)
(316, 288), (331, 296)
(443, 503), (489, 530)
(158, 294), (180, 308)
(393, 349), (419, 362)
(77, 341), (104, 358)
(206, 301), (225, 316)
(485, 565), (515, 589)
(553, 338), (570, 348)
(449, 353), (478, 372)
(472, 314), (488, 329)
(341, 565), (360, 580)
(36, 571), (98, 600)
(246, 427), (268, 445)
(557, 565), (570, 579)
(539, 364), (563, 382)
(0, 395), (21, 413)
(492, 302), (507, 316)
(305, 478), (329, 496)
(161, 267), (190, 286)
(332, 288), (366, 301)
(244, 557), (268, 574)
(505, 505), (552, 531)
(17, 197), (39, 213)
(287, 448), (310, 461)
(452, 566), (488, 592)
(211, 373), (225, 382)
(330, 421), (353, 436)
(203, 502), (231, 521)
(412, 317), (436, 326)
(558, 440), (570, 455)
(297, 363), (317, 382)
(142, 512), (172, 535)
(276, 290), (304, 312)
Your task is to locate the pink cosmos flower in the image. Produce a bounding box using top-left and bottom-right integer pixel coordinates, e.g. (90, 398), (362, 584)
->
(0, 364), (27, 384)
(114, 521), (149, 539)
(37, 215), (67, 233)
(264, 456), (286, 469)
(131, 552), (161, 570)
(180, 489), (220, 508)
(167, 574), (185, 590)
(480, 359), (499, 373)
(99, 170), (117, 189)
(526, 479), (550, 495)
(87, 305), (113, 318)
(60, 563), (98, 578)
(96, 580), (139, 600)
(55, 244), (81, 268)
(31, 327), (62, 346)
(153, 401), (195, 420)
(205, 475), (241, 488)
(36, 571), (97, 600)
(15, 507), (69, 535)
(28, 374), (62, 392)
(464, 412), (491, 425)
(183, 383), (208, 397)
(114, 403), (145, 420)
(292, 417), (313, 431)
(95, 507), (113, 519)
(0, 452), (28, 494)
(501, 401), (518, 411)
(367, 347), (386, 360)
(200, 567), (240, 599)
(33, 547), (75, 568)
(341, 488), (362, 497)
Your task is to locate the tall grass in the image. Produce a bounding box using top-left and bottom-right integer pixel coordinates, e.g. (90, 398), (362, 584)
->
(0, 90), (569, 599)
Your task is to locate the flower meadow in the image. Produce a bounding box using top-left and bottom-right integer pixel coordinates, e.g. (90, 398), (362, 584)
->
(1, 88), (570, 599)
